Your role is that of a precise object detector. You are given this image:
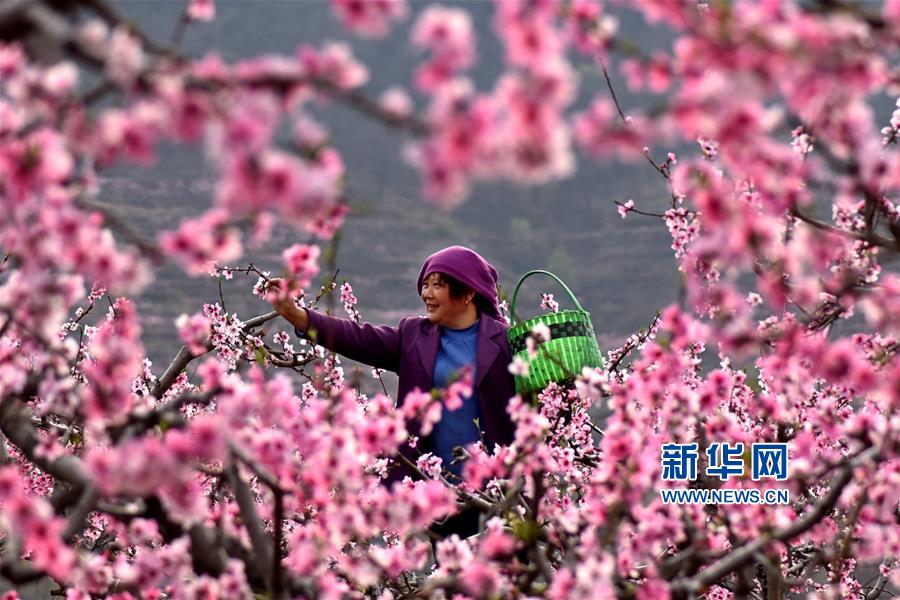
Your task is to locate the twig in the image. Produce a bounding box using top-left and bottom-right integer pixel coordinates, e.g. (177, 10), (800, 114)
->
(599, 61), (627, 123)
(217, 275), (227, 313)
(485, 477), (525, 519)
(606, 312), (661, 373)
(394, 452), (492, 511)
(265, 353), (316, 369)
(642, 151), (672, 180)
(308, 268), (340, 310)
(587, 421), (605, 437)
(614, 200), (666, 218)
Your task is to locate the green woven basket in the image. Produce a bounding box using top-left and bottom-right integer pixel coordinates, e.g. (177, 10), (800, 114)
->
(507, 270), (603, 394)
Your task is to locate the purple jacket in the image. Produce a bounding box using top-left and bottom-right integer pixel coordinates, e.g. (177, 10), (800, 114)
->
(303, 310), (517, 479)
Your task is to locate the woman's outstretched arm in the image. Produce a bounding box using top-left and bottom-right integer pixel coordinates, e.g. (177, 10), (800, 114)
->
(270, 292), (402, 373)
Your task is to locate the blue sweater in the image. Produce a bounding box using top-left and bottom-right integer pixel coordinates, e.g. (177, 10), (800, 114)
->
(431, 320), (483, 478)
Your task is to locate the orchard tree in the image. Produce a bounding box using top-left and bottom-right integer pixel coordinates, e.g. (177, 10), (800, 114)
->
(0, 0), (899, 598)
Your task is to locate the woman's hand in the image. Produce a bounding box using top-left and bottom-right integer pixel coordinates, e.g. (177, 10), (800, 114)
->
(266, 278), (309, 332)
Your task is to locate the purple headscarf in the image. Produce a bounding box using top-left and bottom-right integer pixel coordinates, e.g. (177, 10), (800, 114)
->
(416, 246), (503, 322)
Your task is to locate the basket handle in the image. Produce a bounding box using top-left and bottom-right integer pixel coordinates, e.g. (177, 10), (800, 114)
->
(509, 270), (585, 325)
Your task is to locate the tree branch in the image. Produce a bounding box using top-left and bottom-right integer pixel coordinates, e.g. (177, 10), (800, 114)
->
(151, 310), (279, 399)
(111, 388), (218, 442)
(151, 346), (195, 400)
(0, 397), (92, 489)
(790, 208), (899, 252)
(225, 457), (275, 594)
(63, 485), (100, 542)
(230, 441), (284, 494)
(865, 571), (889, 600)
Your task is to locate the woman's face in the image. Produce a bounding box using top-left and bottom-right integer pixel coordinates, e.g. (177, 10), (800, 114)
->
(421, 273), (474, 327)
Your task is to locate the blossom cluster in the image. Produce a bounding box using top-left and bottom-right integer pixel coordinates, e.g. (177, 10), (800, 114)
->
(340, 281), (360, 323)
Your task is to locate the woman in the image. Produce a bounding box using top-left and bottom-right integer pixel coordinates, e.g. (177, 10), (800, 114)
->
(269, 245), (516, 485)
